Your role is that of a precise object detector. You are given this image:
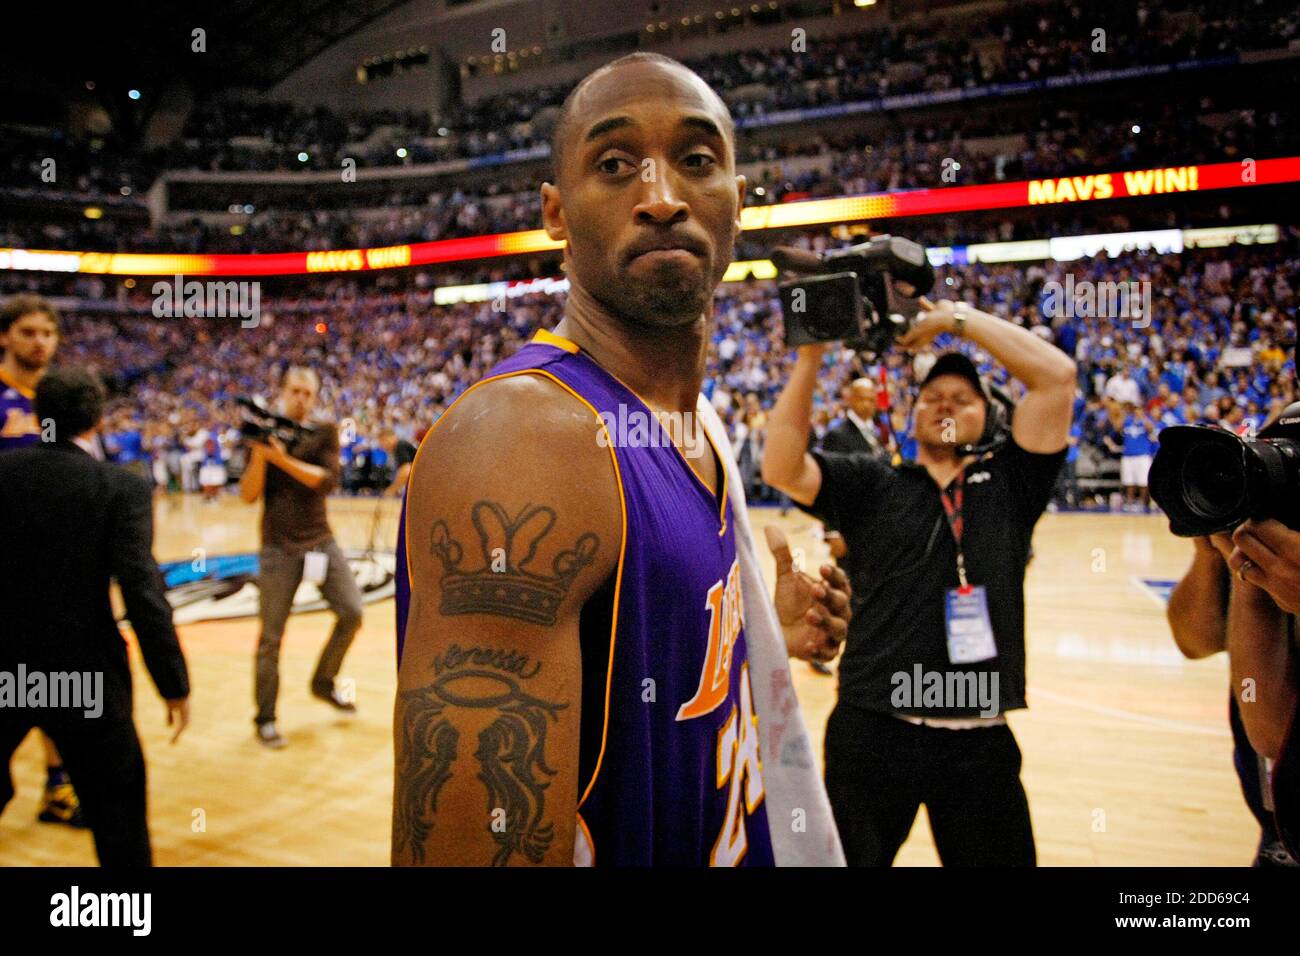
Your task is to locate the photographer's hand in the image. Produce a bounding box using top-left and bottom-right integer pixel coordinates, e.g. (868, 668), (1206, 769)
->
(907, 296), (1077, 454)
(238, 440), (269, 503)
(1222, 519), (1300, 615)
(764, 525), (851, 662)
(258, 435), (332, 490)
(248, 434), (287, 464)
(897, 298), (955, 350)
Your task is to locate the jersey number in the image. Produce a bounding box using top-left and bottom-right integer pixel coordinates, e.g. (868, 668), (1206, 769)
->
(710, 662), (765, 866)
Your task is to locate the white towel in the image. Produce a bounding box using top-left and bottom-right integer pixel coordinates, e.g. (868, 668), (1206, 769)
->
(697, 396), (846, 866)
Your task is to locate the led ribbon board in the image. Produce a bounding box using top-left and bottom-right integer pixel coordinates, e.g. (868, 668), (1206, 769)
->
(0, 158), (1293, 276)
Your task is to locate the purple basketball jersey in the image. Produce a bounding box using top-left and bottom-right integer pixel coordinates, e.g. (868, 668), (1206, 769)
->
(0, 370), (39, 451)
(396, 329), (774, 866)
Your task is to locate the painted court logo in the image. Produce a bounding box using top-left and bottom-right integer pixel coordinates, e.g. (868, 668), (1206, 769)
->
(157, 548), (395, 624)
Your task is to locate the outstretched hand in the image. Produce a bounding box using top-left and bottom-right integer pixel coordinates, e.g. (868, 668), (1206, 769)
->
(1217, 519), (1300, 614)
(765, 524), (852, 662)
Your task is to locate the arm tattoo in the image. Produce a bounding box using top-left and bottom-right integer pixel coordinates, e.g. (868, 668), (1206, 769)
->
(393, 695), (458, 865)
(394, 644), (568, 866)
(430, 500), (599, 625)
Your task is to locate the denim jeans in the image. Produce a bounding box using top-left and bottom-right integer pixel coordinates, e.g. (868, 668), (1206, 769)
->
(254, 538), (363, 725)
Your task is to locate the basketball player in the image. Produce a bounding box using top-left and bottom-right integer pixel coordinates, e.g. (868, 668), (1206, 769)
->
(392, 52), (850, 866)
(0, 293), (85, 827)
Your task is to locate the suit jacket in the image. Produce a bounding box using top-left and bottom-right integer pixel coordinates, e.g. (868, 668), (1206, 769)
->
(0, 441), (189, 709)
(820, 415), (883, 457)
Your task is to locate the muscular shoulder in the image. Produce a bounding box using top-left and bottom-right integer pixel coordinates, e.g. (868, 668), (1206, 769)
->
(407, 373), (622, 588)
(413, 375), (611, 483)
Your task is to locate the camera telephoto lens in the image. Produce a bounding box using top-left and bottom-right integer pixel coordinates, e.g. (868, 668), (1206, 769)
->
(1181, 441), (1247, 525)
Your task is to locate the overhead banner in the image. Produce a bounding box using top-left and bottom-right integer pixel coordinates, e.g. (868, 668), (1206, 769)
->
(1, 157), (1295, 276)
(426, 223), (1277, 303)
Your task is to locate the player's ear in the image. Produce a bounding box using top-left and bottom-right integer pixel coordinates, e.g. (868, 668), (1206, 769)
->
(541, 182), (567, 241)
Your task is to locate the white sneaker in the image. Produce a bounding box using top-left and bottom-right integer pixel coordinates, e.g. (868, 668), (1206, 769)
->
(256, 722), (287, 749)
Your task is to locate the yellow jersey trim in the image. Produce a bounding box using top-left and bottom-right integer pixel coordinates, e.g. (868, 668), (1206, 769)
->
(530, 328), (580, 353)
(400, 364), (628, 820)
(0, 367), (35, 400)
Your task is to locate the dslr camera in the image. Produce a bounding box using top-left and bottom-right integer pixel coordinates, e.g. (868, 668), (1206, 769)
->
(1149, 401), (1300, 536)
(236, 396), (315, 446)
(774, 235), (936, 356)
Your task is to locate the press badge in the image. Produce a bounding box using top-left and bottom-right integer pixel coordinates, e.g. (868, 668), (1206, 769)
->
(945, 585), (998, 663)
(303, 550), (329, 585)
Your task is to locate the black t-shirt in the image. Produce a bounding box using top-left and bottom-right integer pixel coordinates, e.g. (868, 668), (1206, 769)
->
(394, 438), (417, 467)
(262, 423), (340, 553)
(800, 439), (1065, 717)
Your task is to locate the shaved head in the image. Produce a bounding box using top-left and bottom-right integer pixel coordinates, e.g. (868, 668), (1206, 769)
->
(550, 52), (736, 183)
(539, 52), (746, 328)
(847, 377), (878, 418)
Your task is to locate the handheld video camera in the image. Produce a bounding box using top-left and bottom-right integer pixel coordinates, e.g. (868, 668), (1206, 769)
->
(773, 235), (936, 356)
(236, 396), (315, 446)
(1149, 401), (1300, 536)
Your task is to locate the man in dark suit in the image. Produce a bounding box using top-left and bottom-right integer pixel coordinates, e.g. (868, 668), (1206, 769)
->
(0, 366), (190, 866)
(808, 378), (891, 675)
(821, 377), (889, 457)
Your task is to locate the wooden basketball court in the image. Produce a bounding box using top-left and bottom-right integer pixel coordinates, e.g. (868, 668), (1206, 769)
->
(0, 494), (1257, 865)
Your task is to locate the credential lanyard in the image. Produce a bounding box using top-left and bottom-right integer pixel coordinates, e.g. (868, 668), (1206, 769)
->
(939, 472), (970, 590)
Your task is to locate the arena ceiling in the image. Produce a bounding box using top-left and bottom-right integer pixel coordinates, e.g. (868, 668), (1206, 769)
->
(2, 0), (417, 111)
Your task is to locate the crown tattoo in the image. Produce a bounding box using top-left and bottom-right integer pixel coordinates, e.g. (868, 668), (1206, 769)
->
(430, 500), (600, 625)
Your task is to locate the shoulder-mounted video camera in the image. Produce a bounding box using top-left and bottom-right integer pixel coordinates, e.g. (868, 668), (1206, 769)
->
(773, 235), (936, 356)
(236, 396), (315, 446)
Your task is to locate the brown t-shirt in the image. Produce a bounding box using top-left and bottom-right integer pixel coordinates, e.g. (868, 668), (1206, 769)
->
(261, 422), (340, 553)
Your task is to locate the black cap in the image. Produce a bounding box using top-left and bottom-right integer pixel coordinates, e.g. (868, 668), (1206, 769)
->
(920, 351), (989, 403)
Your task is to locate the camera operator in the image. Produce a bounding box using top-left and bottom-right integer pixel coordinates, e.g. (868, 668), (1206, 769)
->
(378, 428), (416, 498)
(1167, 534), (1297, 865)
(763, 298), (1076, 866)
(238, 366), (362, 749)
